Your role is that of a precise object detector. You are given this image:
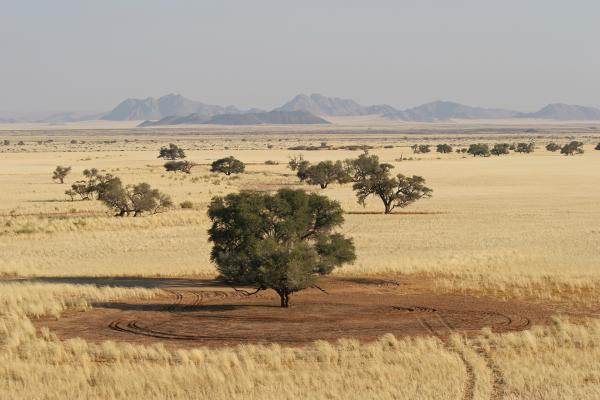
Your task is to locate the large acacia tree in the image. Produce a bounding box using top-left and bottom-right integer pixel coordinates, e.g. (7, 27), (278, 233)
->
(207, 188), (356, 307)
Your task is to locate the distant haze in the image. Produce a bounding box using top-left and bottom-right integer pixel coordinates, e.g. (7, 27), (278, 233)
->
(1, 0), (600, 114)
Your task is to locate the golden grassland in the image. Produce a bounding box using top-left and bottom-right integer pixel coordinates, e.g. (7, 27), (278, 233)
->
(1, 126), (600, 399)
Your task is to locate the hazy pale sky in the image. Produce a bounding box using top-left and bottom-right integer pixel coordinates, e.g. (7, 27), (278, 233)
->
(1, 0), (599, 113)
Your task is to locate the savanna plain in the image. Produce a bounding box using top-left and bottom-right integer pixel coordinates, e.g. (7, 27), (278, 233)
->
(1, 121), (600, 399)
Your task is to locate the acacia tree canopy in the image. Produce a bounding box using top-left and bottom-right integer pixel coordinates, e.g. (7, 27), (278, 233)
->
(158, 143), (186, 160)
(207, 188), (356, 307)
(467, 143), (490, 157)
(98, 178), (172, 216)
(52, 166), (71, 183)
(345, 152), (432, 214)
(561, 141), (584, 156)
(164, 160), (196, 174)
(304, 160), (352, 188)
(211, 156), (245, 175)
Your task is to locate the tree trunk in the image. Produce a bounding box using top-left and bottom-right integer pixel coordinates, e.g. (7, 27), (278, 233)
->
(278, 290), (290, 308)
(384, 201), (393, 214)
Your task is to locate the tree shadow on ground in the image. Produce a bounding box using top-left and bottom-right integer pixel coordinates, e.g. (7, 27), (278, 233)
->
(94, 302), (278, 312)
(7, 276), (225, 289)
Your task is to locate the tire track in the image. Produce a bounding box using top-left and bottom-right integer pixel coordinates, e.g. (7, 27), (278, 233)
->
(416, 315), (476, 400)
(436, 312), (506, 400)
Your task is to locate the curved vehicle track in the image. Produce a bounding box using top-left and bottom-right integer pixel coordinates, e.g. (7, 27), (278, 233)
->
(38, 277), (549, 354)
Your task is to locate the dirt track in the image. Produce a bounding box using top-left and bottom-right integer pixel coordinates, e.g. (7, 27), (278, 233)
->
(38, 277), (550, 348)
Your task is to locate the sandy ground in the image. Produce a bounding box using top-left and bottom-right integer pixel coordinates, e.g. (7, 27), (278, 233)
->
(34, 276), (551, 348)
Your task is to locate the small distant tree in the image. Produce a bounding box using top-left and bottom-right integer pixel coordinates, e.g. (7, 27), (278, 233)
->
(288, 155), (311, 182)
(304, 160), (351, 189)
(594, 142), (600, 150)
(211, 156), (245, 175)
(3, 140), (9, 146)
(436, 144), (453, 154)
(98, 178), (172, 216)
(346, 152), (432, 214)
(70, 139), (78, 144)
(52, 166), (72, 183)
(545, 142), (561, 152)
(158, 143), (186, 160)
(17, 141), (25, 146)
(515, 142), (535, 153)
(207, 189), (356, 307)
(490, 143), (510, 156)
(163, 160), (196, 174)
(467, 143), (490, 157)
(64, 189), (76, 201)
(411, 144), (431, 154)
(560, 141), (584, 156)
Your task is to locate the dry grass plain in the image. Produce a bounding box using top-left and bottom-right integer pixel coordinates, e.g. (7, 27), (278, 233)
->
(1, 121), (600, 399)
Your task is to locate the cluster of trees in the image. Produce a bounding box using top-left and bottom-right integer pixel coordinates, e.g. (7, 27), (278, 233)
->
(411, 144), (431, 154)
(98, 179), (172, 217)
(289, 152), (432, 214)
(463, 142), (536, 157)
(158, 144), (246, 175)
(158, 143), (200, 174)
(546, 141), (585, 155)
(56, 167), (171, 217)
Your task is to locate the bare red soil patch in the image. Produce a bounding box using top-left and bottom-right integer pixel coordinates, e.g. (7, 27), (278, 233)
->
(37, 277), (550, 348)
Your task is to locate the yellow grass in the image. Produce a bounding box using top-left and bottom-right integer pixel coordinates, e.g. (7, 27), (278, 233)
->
(1, 127), (600, 398)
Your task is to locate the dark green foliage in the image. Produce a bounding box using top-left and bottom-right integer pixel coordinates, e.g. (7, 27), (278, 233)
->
(436, 144), (453, 154)
(467, 143), (490, 157)
(514, 142), (535, 153)
(98, 178), (173, 216)
(2, 140), (9, 146)
(52, 165), (71, 183)
(158, 143), (186, 160)
(594, 142), (600, 150)
(560, 141), (584, 156)
(490, 143), (510, 156)
(411, 144), (431, 154)
(163, 160), (196, 174)
(345, 153), (432, 214)
(304, 160), (352, 189)
(545, 142), (561, 152)
(210, 156), (245, 175)
(207, 189), (356, 307)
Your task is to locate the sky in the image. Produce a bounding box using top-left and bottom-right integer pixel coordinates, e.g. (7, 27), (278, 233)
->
(1, 0), (600, 114)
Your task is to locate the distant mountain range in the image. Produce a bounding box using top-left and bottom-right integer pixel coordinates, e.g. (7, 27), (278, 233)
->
(383, 101), (519, 121)
(102, 93), (241, 121)
(515, 103), (600, 120)
(275, 93), (396, 116)
(140, 110), (329, 126)
(3, 93), (600, 125)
